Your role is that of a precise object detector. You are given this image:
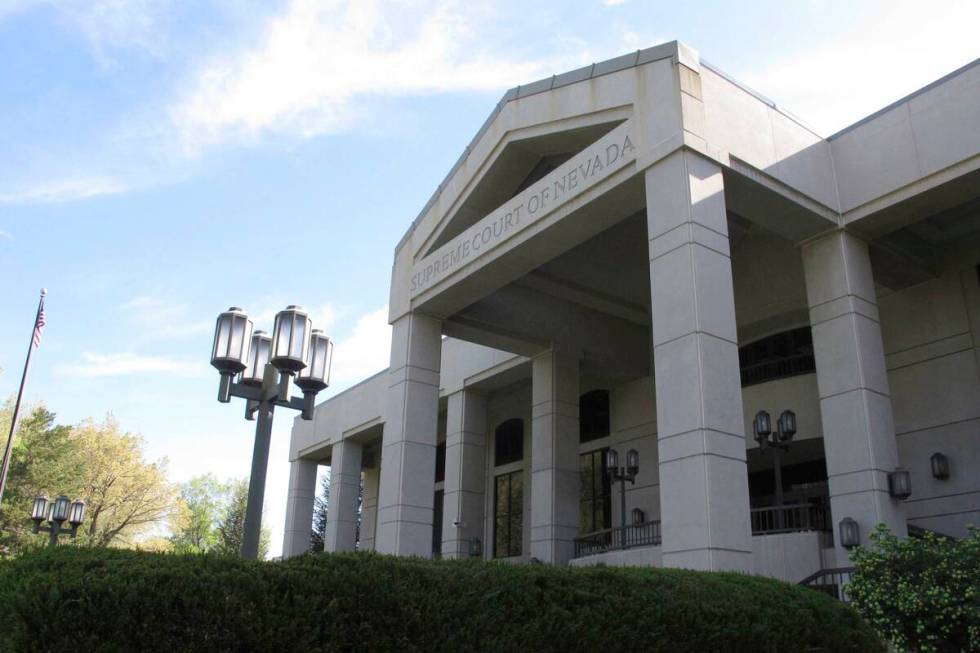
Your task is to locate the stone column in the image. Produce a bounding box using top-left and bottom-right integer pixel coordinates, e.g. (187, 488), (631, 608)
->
(281, 458), (318, 558)
(441, 390), (488, 559)
(376, 312), (443, 557)
(530, 349), (580, 564)
(359, 465), (380, 551)
(323, 439), (362, 552)
(645, 150), (753, 572)
(801, 230), (906, 560)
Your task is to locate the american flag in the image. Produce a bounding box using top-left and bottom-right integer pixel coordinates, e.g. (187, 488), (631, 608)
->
(32, 303), (45, 348)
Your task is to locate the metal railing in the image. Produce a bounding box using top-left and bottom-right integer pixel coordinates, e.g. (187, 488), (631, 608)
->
(741, 353), (815, 387)
(573, 520), (661, 558)
(751, 503), (830, 535)
(799, 567), (855, 603)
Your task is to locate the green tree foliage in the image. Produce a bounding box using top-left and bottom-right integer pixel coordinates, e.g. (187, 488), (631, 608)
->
(0, 547), (884, 652)
(0, 402), (177, 556)
(848, 525), (980, 652)
(214, 478), (269, 559)
(310, 472), (329, 552)
(168, 474), (229, 554)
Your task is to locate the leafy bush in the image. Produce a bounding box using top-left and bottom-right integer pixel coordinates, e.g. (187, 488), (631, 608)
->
(0, 547), (882, 652)
(848, 525), (980, 652)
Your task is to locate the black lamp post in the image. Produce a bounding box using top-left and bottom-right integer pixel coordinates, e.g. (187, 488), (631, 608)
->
(753, 409), (797, 528)
(211, 306), (333, 560)
(31, 494), (85, 546)
(605, 448), (639, 549)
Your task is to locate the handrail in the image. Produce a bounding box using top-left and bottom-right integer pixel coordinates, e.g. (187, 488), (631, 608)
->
(750, 503), (830, 535)
(573, 520), (661, 558)
(799, 567), (855, 603)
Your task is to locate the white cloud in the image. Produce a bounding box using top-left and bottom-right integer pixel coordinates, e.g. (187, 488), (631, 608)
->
(602, 0), (628, 5)
(0, 175), (130, 205)
(738, 1), (980, 135)
(60, 351), (206, 377)
(124, 296), (213, 340)
(327, 305), (391, 389)
(171, 0), (577, 151)
(0, 229), (11, 240)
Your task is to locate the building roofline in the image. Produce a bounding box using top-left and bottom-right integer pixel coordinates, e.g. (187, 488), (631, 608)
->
(394, 41), (681, 255)
(828, 55), (980, 140)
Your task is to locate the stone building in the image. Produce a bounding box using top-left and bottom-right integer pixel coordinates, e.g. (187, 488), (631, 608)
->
(282, 41), (980, 581)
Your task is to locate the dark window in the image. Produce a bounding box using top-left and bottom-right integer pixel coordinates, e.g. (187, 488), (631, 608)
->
(494, 419), (524, 466)
(493, 471), (523, 558)
(579, 390), (610, 443)
(579, 449), (612, 534)
(739, 327), (815, 387)
(432, 490), (444, 556)
(434, 441), (446, 483)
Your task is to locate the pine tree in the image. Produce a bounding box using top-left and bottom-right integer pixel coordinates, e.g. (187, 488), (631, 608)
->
(216, 477), (269, 559)
(310, 472), (329, 552)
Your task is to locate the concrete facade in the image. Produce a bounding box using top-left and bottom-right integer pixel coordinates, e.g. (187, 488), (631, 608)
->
(282, 41), (980, 582)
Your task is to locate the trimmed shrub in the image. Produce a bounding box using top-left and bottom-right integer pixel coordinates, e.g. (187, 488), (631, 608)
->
(848, 525), (980, 652)
(0, 547), (882, 652)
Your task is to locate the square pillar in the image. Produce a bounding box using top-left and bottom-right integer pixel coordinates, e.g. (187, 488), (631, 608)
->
(645, 150), (753, 572)
(376, 312), (443, 557)
(359, 465), (380, 551)
(801, 230), (906, 561)
(323, 439), (362, 552)
(530, 349), (580, 564)
(282, 458), (318, 558)
(441, 390), (488, 559)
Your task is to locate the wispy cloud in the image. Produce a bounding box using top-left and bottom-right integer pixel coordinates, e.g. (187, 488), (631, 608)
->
(60, 351), (205, 377)
(0, 229), (11, 240)
(327, 305), (391, 388)
(170, 0), (577, 151)
(739, 1), (980, 135)
(0, 175), (130, 205)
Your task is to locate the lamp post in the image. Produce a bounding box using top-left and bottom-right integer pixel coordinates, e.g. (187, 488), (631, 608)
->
(211, 305), (333, 560)
(605, 448), (639, 549)
(753, 409), (797, 529)
(31, 494), (86, 546)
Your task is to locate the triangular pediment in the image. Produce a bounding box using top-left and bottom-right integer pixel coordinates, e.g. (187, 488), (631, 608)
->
(420, 119), (626, 257)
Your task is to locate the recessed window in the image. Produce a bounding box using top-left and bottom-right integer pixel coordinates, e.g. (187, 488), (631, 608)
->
(579, 449), (612, 535)
(739, 327), (815, 387)
(579, 390), (610, 443)
(494, 471), (523, 558)
(494, 419), (524, 467)
(434, 441), (446, 483)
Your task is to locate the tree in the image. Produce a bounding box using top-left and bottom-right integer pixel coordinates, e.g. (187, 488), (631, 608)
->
(71, 417), (177, 548)
(310, 472), (329, 552)
(0, 401), (76, 556)
(168, 474), (228, 553)
(215, 477), (269, 559)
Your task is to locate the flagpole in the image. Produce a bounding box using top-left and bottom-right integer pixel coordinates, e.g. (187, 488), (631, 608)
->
(0, 289), (46, 508)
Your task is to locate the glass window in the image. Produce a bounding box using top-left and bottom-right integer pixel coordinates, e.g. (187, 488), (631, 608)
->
(739, 327), (815, 387)
(579, 390), (610, 443)
(434, 441), (446, 483)
(493, 471), (523, 558)
(579, 449), (612, 535)
(494, 419), (524, 466)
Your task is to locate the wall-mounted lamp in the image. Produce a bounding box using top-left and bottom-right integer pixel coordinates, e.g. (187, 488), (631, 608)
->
(930, 452), (950, 480)
(467, 537), (482, 558)
(631, 507), (646, 525)
(888, 468), (912, 500)
(839, 517), (860, 549)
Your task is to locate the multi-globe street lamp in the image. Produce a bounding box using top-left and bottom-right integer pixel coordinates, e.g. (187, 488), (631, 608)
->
(31, 494), (86, 546)
(753, 409), (797, 528)
(210, 305), (333, 560)
(605, 448), (639, 549)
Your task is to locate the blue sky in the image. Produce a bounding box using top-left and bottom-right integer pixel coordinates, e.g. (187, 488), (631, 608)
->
(1, 0), (977, 556)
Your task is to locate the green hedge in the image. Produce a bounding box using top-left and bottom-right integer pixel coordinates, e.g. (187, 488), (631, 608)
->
(0, 547), (882, 652)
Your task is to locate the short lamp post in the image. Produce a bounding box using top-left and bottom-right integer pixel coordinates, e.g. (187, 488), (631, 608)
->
(211, 305), (333, 560)
(753, 409), (797, 529)
(605, 448), (639, 549)
(31, 495), (85, 546)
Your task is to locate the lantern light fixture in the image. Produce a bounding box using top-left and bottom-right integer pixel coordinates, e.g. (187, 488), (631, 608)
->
(30, 493), (85, 545)
(839, 517), (860, 549)
(631, 507), (646, 525)
(752, 408), (798, 528)
(210, 304), (333, 560)
(930, 452), (950, 480)
(888, 468), (912, 500)
(606, 448), (640, 549)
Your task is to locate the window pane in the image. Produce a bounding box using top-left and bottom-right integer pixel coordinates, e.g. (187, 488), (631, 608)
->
(495, 419), (524, 466)
(496, 476), (509, 513)
(509, 511), (522, 556)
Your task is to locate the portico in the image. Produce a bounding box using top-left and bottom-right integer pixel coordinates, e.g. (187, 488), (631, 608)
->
(283, 41), (980, 581)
